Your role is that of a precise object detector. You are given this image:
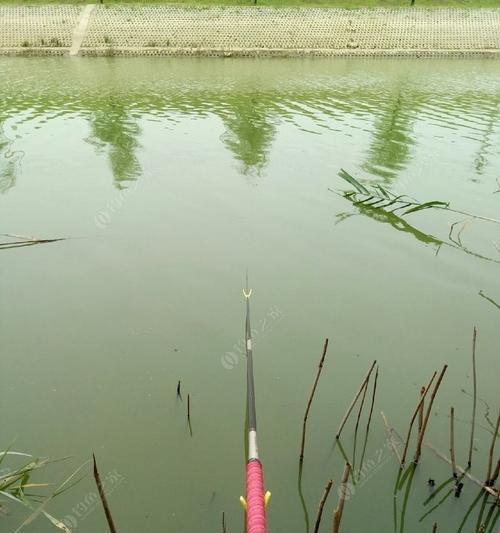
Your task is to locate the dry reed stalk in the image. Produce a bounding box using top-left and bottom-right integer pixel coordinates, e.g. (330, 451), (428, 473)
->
(353, 380), (369, 439)
(414, 364), (448, 464)
(300, 339), (329, 463)
(333, 463), (351, 533)
(352, 378), (370, 474)
(400, 371), (437, 467)
(364, 367), (378, 437)
(468, 326), (478, 469)
(313, 479), (333, 533)
(418, 386), (425, 435)
(93, 454), (118, 533)
(335, 361), (377, 439)
(357, 366), (379, 478)
(486, 411), (500, 484)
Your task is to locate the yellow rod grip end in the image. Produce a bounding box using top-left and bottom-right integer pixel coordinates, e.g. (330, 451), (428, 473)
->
(239, 496), (247, 510)
(265, 491), (271, 506)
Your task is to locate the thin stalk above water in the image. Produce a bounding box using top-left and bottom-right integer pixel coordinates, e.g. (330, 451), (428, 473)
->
(468, 326), (478, 469)
(300, 338), (329, 464)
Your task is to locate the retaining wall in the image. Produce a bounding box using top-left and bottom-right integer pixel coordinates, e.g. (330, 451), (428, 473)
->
(0, 5), (499, 57)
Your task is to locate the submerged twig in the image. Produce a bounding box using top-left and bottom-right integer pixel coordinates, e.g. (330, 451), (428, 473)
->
(336, 360), (377, 440)
(312, 479), (333, 533)
(93, 454), (117, 533)
(478, 290), (500, 311)
(456, 487), (483, 533)
(300, 338), (329, 463)
(468, 327), (478, 469)
(381, 412), (402, 464)
(333, 463), (351, 533)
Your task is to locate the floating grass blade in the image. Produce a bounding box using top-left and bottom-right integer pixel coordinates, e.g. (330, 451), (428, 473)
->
(403, 201), (450, 215)
(338, 168), (370, 194)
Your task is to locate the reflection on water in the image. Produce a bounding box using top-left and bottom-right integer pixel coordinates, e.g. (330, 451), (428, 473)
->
(0, 58), (499, 188)
(87, 99), (142, 188)
(1, 57), (500, 533)
(0, 122), (22, 193)
(363, 86), (416, 181)
(220, 96), (276, 176)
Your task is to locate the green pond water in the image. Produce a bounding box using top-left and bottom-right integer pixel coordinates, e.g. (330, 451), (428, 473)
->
(0, 57), (499, 533)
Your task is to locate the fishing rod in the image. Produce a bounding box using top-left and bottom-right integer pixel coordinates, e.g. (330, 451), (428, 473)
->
(240, 277), (271, 533)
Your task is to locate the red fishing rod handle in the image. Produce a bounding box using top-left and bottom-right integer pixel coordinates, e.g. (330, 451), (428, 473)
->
(246, 459), (267, 533)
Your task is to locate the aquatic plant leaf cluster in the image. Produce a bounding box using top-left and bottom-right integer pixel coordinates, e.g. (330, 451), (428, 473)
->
(338, 168), (450, 217)
(0, 449), (88, 532)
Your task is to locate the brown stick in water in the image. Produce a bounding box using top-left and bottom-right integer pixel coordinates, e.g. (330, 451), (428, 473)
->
(300, 338), (329, 463)
(450, 406), (457, 478)
(400, 371), (437, 467)
(486, 411), (500, 484)
(414, 365), (448, 464)
(336, 360), (377, 440)
(468, 326), (478, 468)
(93, 454), (118, 533)
(333, 463), (351, 533)
(313, 479), (333, 533)
(418, 386), (425, 435)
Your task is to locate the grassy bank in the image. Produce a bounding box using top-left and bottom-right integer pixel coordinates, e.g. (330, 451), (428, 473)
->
(1, 0), (499, 7)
